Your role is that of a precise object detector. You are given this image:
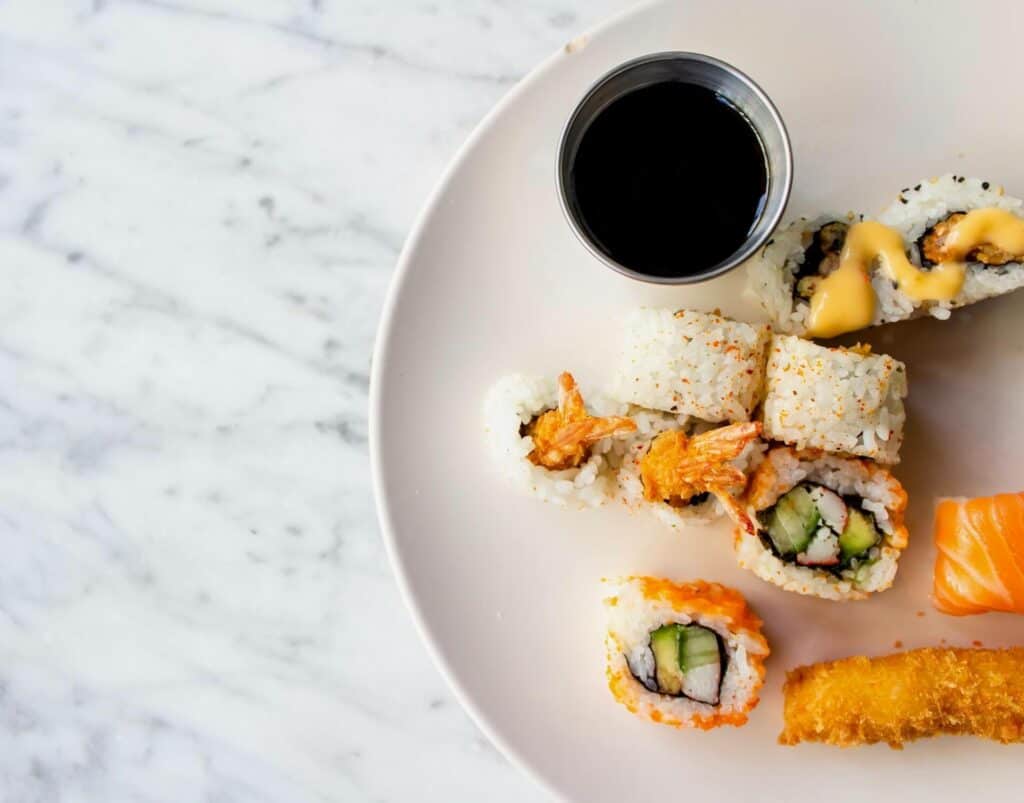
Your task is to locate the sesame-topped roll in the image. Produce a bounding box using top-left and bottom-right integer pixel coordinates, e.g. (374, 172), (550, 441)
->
(760, 335), (907, 464)
(610, 308), (771, 423)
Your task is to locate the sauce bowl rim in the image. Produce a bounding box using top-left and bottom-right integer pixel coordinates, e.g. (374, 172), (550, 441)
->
(555, 50), (793, 285)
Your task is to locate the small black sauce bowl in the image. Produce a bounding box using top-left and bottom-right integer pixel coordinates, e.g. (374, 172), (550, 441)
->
(556, 52), (792, 285)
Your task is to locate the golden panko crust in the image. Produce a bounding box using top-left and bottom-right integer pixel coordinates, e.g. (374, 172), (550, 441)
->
(780, 647), (1024, 748)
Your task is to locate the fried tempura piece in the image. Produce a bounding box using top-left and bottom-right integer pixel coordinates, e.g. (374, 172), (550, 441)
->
(780, 647), (1024, 748)
(639, 422), (761, 531)
(526, 372), (635, 470)
(921, 212), (1017, 266)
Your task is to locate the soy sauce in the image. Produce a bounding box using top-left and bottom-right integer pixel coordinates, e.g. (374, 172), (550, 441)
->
(570, 81), (768, 278)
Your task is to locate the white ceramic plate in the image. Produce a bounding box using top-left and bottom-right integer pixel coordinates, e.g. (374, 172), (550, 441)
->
(371, 1), (1024, 799)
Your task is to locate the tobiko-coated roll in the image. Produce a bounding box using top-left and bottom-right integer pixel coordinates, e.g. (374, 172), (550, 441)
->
(605, 577), (769, 729)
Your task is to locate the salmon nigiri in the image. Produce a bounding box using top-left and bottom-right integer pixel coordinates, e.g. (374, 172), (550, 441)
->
(933, 493), (1024, 615)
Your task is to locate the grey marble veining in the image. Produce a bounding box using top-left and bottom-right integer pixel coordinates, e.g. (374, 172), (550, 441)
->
(0, 0), (627, 800)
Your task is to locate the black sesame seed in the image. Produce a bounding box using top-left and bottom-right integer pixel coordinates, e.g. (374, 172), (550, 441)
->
(983, 181), (990, 190)
(914, 184), (921, 191)
(892, 281), (898, 290)
(901, 187), (909, 193)
(958, 176), (965, 183)
(900, 198), (907, 204)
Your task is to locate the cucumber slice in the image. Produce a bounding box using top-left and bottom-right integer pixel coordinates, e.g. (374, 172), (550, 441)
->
(840, 508), (880, 560)
(678, 625), (720, 671)
(765, 485), (820, 556)
(648, 624), (723, 704)
(679, 625), (723, 705)
(649, 625), (684, 695)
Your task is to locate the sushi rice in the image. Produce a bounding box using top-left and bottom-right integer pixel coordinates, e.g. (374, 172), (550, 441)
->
(761, 334), (907, 464)
(736, 447), (909, 601)
(605, 577), (770, 729)
(610, 308), (770, 422)
(746, 175), (1024, 335)
(744, 214), (854, 334)
(878, 174), (1024, 319)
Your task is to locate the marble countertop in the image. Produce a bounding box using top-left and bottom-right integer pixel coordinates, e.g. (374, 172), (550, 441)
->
(0, 0), (627, 800)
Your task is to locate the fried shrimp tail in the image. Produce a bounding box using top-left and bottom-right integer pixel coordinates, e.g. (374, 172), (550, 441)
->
(684, 422), (763, 465)
(780, 647), (1024, 748)
(639, 422), (762, 531)
(526, 372), (636, 470)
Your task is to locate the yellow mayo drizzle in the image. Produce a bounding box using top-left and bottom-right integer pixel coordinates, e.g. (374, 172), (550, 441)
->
(942, 207), (1024, 260)
(807, 221), (966, 339)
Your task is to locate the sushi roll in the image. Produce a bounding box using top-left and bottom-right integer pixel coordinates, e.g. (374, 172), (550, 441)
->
(745, 215), (857, 334)
(605, 577), (769, 729)
(746, 175), (1024, 339)
(736, 446), (909, 600)
(616, 417), (764, 530)
(615, 409), (723, 526)
(610, 308), (770, 423)
(932, 492), (1024, 616)
(761, 335), (907, 464)
(483, 371), (636, 507)
(780, 647), (1024, 748)
(879, 175), (1024, 321)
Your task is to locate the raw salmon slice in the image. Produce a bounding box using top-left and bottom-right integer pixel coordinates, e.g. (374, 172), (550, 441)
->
(933, 493), (1024, 615)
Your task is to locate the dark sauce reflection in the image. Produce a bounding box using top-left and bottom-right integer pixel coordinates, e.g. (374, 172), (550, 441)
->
(570, 81), (768, 279)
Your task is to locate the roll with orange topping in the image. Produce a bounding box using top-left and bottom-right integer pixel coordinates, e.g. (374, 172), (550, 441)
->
(604, 577), (769, 730)
(736, 447), (909, 601)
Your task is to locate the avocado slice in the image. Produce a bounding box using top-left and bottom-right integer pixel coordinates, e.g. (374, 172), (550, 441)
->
(649, 624), (684, 695)
(764, 485), (820, 556)
(840, 508), (881, 560)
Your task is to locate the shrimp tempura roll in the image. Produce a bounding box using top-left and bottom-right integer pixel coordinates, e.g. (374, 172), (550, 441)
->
(605, 577), (769, 730)
(780, 647), (1024, 748)
(615, 418), (764, 530)
(484, 372), (635, 507)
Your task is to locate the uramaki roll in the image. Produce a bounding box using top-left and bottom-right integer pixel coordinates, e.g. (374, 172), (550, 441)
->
(760, 335), (907, 465)
(483, 372), (635, 507)
(610, 308), (770, 424)
(745, 176), (1024, 337)
(605, 577), (769, 730)
(736, 447), (909, 600)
